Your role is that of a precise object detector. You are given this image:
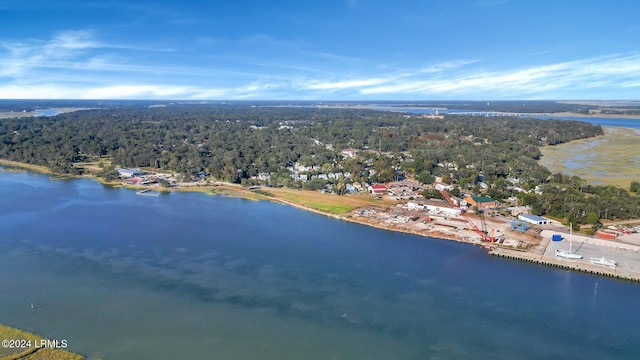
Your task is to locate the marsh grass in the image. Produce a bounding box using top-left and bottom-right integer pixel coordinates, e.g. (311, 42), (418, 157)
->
(540, 127), (640, 189)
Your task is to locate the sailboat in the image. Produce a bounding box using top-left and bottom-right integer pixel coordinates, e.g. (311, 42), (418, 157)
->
(555, 223), (583, 259)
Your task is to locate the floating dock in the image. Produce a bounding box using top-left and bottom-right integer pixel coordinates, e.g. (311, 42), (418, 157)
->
(136, 189), (161, 197)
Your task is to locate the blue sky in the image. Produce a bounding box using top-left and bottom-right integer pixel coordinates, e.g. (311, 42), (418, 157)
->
(1, 0), (639, 100)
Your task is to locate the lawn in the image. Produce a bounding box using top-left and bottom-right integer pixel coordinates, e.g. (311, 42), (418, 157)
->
(266, 188), (391, 215)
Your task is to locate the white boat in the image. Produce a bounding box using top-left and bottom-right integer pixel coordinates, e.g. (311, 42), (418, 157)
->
(555, 249), (583, 259)
(590, 257), (617, 268)
(555, 223), (583, 259)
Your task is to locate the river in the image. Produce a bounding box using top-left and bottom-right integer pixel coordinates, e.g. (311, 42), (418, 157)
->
(370, 106), (640, 128)
(1, 169), (639, 359)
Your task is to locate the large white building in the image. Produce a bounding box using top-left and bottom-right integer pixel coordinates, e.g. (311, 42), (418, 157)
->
(408, 200), (461, 217)
(518, 214), (550, 225)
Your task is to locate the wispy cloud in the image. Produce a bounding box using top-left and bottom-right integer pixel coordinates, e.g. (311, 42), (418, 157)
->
(302, 78), (391, 91)
(0, 30), (175, 79)
(352, 54), (640, 97)
(83, 85), (197, 99)
(0, 30), (98, 77)
(1, 30), (639, 100)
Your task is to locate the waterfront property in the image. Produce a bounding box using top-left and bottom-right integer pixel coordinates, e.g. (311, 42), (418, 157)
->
(115, 167), (143, 178)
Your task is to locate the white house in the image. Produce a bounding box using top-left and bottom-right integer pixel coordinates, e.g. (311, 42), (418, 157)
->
(341, 148), (359, 158)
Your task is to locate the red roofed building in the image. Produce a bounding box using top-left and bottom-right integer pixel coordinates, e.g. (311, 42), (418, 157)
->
(126, 177), (143, 185)
(368, 184), (388, 195)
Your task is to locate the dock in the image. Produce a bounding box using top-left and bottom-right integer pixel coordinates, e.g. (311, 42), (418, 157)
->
(136, 189), (161, 197)
(488, 248), (640, 283)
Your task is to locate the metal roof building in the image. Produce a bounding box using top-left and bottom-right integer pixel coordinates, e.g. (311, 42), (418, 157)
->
(518, 214), (551, 225)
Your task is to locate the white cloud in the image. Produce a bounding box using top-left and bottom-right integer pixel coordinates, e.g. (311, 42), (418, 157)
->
(357, 53), (640, 98)
(48, 30), (99, 50)
(0, 30), (101, 78)
(2, 30), (640, 99)
(83, 85), (196, 99)
(0, 84), (84, 99)
(302, 78), (390, 91)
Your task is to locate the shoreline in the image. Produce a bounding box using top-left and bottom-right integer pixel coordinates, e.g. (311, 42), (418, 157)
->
(551, 111), (640, 120)
(489, 248), (640, 283)
(2, 159), (639, 283)
(347, 105), (640, 120)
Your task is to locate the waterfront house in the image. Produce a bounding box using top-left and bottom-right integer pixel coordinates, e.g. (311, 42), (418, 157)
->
(116, 168), (143, 179)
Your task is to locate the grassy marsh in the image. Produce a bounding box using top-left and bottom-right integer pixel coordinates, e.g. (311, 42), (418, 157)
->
(539, 127), (640, 189)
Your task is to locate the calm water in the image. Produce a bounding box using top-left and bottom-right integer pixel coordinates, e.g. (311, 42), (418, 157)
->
(537, 115), (640, 128)
(372, 107), (640, 128)
(33, 109), (64, 117)
(1, 169), (640, 359)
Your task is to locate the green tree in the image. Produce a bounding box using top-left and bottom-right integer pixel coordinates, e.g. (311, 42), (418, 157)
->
(417, 170), (435, 185)
(585, 212), (599, 224)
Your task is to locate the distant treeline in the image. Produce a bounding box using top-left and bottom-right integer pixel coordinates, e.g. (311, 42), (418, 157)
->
(2, 103), (637, 223)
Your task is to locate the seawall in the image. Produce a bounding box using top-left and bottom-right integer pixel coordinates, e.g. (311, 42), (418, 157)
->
(489, 248), (640, 283)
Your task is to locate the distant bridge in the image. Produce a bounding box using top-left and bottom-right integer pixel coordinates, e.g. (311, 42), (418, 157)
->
(446, 112), (550, 117)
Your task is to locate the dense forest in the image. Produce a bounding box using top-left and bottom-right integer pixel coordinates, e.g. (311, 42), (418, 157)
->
(1, 103), (638, 223)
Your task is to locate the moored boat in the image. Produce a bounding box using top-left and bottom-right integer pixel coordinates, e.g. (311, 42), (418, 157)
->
(555, 249), (583, 259)
(590, 257), (617, 268)
(555, 223), (582, 259)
